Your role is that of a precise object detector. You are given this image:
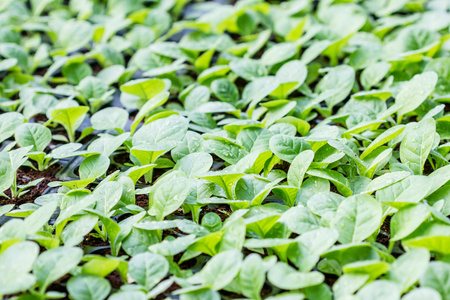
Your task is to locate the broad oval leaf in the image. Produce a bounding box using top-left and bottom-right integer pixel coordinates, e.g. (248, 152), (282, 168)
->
(269, 134), (312, 163)
(33, 246), (83, 292)
(0, 241), (39, 295)
(331, 194), (382, 243)
(67, 274), (111, 300)
(128, 252), (169, 290)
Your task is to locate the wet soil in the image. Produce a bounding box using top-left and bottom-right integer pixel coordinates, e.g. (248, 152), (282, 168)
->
(135, 194), (149, 209)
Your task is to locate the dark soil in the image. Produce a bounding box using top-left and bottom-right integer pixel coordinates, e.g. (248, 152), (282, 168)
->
(0, 164), (61, 207)
(91, 62), (103, 76)
(330, 183), (339, 194)
(81, 234), (110, 255)
(324, 274), (339, 287)
(81, 232), (127, 257)
(107, 152), (132, 174)
(111, 152), (131, 166)
(150, 167), (172, 184)
(30, 113), (49, 123)
(376, 216), (391, 248)
(177, 254), (198, 270)
(106, 271), (124, 290)
(135, 194), (149, 209)
(423, 159), (435, 175)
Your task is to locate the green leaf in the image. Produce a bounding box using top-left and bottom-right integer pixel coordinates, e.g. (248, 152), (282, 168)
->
(91, 107), (129, 131)
(307, 192), (344, 217)
(396, 72), (438, 121)
(108, 291), (146, 300)
(0, 241), (39, 295)
(343, 260), (390, 281)
(361, 125), (406, 160)
(67, 274), (111, 300)
(402, 288), (443, 300)
(268, 262), (324, 290)
(420, 262), (450, 300)
(306, 169), (353, 197)
(130, 91), (170, 134)
(387, 248), (430, 292)
(376, 175), (430, 209)
(280, 205), (320, 235)
(24, 201), (57, 235)
(148, 176), (190, 220)
(403, 235), (450, 255)
(211, 79), (239, 104)
(33, 246), (83, 292)
(356, 280), (401, 300)
(133, 115), (189, 148)
(230, 58), (267, 81)
(198, 171), (245, 200)
(0, 204), (14, 217)
(331, 194), (382, 243)
(400, 118), (436, 175)
(269, 134), (312, 163)
(61, 214), (99, 247)
(50, 106), (89, 143)
(0, 44), (28, 71)
(0, 112), (25, 143)
(261, 43), (298, 66)
(56, 20), (93, 52)
(364, 148), (392, 179)
(92, 181), (123, 216)
(287, 150), (314, 188)
(243, 77), (279, 110)
(15, 123), (51, 152)
(0, 160), (14, 193)
(198, 250), (243, 290)
(316, 65), (355, 109)
(237, 128), (273, 153)
(79, 154), (110, 180)
(233, 151), (272, 175)
(390, 203), (431, 241)
(262, 101), (297, 128)
(361, 61), (391, 90)
(62, 62), (93, 85)
(185, 85), (210, 111)
(204, 135), (248, 165)
(120, 78), (166, 100)
(271, 60), (307, 99)
(128, 252), (169, 290)
(332, 273), (369, 298)
(237, 254), (265, 300)
(288, 228), (338, 272)
(175, 152), (213, 179)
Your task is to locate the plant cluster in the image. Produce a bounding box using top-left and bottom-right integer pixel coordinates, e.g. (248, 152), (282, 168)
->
(0, 0), (449, 299)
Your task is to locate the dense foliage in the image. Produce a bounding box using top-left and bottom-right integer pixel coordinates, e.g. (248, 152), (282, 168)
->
(0, 0), (449, 299)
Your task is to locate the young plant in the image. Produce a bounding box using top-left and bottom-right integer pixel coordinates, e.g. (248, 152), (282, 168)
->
(15, 123), (54, 171)
(45, 101), (89, 143)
